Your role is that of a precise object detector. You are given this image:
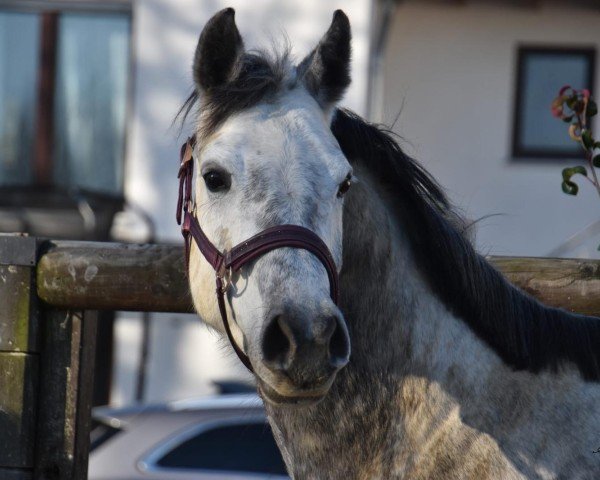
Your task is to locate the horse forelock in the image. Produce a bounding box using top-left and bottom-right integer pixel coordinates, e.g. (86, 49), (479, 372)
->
(331, 108), (600, 383)
(177, 47), (295, 142)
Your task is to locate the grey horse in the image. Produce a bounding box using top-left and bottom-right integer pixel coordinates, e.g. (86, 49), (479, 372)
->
(182, 8), (600, 479)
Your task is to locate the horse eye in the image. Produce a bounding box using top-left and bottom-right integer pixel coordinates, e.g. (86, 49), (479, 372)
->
(337, 175), (352, 198)
(203, 170), (230, 192)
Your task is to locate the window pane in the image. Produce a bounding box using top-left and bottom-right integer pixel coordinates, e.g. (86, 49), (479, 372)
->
(53, 13), (129, 195)
(0, 12), (39, 186)
(517, 50), (593, 157)
(157, 422), (288, 475)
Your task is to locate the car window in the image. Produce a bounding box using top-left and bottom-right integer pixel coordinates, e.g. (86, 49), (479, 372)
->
(155, 422), (287, 475)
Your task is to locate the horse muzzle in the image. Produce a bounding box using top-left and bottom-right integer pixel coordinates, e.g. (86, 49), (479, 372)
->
(258, 309), (350, 405)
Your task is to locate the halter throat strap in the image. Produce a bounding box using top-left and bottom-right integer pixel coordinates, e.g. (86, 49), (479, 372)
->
(177, 136), (340, 373)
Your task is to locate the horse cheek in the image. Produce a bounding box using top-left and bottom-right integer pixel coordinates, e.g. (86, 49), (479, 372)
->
(189, 243), (221, 330)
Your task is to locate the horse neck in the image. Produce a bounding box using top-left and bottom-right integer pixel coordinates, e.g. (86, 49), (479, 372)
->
(267, 164), (599, 479)
(341, 165), (501, 386)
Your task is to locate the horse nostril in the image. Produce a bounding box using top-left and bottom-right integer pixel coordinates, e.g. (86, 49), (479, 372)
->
(262, 315), (294, 370)
(317, 316), (337, 345)
(328, 316), (350, 367)
(262, 313), (350, 376)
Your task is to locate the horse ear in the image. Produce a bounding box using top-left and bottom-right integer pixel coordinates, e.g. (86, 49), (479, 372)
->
(193, 8), (244, 92)
(298, 10), (352, 109)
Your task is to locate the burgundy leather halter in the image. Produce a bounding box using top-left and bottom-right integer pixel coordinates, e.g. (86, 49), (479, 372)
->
(177, 136), (340, 373)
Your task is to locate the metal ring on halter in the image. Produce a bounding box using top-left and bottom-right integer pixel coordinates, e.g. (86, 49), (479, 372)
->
(217, 264), (233, 294)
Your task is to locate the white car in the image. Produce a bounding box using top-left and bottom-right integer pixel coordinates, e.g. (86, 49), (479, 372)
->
(89, 394), (288, 480)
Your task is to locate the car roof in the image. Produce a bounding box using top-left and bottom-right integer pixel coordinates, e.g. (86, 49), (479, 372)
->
(92, 393), (264, 426)
(169, 393), (263, 411)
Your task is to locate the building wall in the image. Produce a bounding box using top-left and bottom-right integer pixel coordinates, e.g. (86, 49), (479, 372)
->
(381, 1), (600, 257)
(112, 0), (371, 405)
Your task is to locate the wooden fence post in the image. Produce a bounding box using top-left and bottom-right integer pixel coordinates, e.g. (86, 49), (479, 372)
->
(0, 235), (97, 480)
(0, 235), (39, 480)
(34, 309), (97, 480)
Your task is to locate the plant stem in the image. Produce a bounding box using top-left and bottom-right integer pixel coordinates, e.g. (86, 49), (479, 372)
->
(583, 175), (597, 187)
(587, 152), (600, 200)
(575, 110), (600, 200)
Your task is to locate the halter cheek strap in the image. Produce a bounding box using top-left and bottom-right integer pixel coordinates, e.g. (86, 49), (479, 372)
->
(177, 136), (340, 373)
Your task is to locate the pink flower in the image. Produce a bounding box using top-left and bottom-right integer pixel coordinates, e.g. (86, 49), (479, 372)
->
(551, 97), (564, 118)
(559, 85), (572, 96)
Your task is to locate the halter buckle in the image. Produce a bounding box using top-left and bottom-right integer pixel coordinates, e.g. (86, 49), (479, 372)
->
(186, 199), (195, 213)
(180, 137), (195, 167)
(217, 262), (233, 294)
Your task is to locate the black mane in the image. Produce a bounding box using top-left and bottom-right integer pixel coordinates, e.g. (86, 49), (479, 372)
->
(331, 108), (600, 382)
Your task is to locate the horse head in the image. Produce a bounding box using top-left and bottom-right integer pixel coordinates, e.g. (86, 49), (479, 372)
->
(186, 8), (353, 405)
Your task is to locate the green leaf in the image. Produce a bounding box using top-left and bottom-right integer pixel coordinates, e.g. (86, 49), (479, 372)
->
(561, 115), (574, 123)
(562, 166), (587, 181)
(566, 96), (578, 110)
(595, 141), (600, 149)
(562, 180), (578, 195)
(594, 154), (600, 168)
(582, 130), (594, 150)
(587, 99), (598, 118)
(561, 166), (587, 195)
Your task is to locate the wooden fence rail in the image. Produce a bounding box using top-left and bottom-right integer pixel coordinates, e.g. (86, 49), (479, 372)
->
(36, 240), (600, 316)
(2, 234), (600, 480)
(37, 241), (192, 313)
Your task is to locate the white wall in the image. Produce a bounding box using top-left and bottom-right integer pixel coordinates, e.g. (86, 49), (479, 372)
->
(112, 0), (371, 405)
(381, 1), (600, 257)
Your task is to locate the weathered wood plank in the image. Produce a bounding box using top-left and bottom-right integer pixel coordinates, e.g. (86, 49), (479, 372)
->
(0, 353), (38, 469)
(73, 311), (98, 479)
(33, 309), (97, 480)
(37, 241), (193, 313)
(489, 256), (600, 317)
(36, 241), (600, 317)
(0, 265), (39, 353)
(0, 236), (40, 354)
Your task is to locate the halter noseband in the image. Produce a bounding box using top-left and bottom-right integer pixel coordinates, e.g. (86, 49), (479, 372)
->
(177, 136), (340, 373)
